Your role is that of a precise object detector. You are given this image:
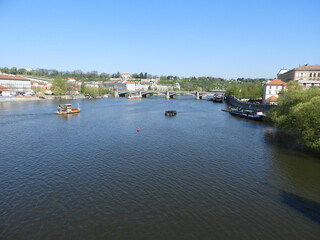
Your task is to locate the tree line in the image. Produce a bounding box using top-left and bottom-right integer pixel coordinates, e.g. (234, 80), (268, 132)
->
(1, 66), (269, 98)
(50, 77), (109, 98)
(160, 76), (268, 98)
(0, 67), (157, 81)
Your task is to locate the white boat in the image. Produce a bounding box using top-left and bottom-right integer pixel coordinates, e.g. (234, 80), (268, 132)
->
(56, 104), (80, 114)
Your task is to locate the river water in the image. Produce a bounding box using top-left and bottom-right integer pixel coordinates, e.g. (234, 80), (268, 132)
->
(1, 97), (319, 240)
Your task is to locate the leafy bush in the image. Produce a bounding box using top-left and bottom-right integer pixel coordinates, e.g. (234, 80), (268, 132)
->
(268, 82), (320, 151)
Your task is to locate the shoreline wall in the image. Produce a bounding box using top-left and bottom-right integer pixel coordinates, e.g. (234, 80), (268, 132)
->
(0, 96), (40, 102)
(0, 95), (89, 102)
(226, 95), (275, 112)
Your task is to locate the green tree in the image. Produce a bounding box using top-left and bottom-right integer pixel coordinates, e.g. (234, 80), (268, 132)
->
(84, 87), (99, 98)
(268, 83), (320, 151)
(80, 80), (86, 94)
(132, 73), (139, 79)
(52, 77), (67, 95)
(0, 67), (9, 73)
(98, 86), (107, 96)
(32, 86), (45, 95)
(17, 68), (26, 75)
(290, 96), (320, 150)
(10, 67), (17, 74)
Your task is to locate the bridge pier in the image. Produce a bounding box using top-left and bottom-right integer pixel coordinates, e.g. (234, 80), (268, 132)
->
(114, 89), (119, 98)
(166, 91), (170, 99)
(196, 92), (200, 100)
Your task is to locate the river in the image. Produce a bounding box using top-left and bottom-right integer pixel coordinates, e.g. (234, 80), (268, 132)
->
(1, 97), (319, 240)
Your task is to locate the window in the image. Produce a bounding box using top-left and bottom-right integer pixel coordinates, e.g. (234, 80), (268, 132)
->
(318, 73), (320, 77)
(314, 73), (317, 77)
(269, 86), (271, 89)
(310, 73), (313, 77)
(276, 86), (278, 89)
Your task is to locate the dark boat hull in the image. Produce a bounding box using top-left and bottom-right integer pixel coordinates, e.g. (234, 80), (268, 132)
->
(165, 110), (177, 116)
(229, 111), (263, 121)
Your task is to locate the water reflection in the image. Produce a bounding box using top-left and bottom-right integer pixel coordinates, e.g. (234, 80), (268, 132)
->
(264, 127), (320, 218)
(281, 191), (320, 224)
(57, 113), (80, 120)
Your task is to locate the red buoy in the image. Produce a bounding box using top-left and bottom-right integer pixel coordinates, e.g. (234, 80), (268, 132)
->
(137, 128), (141, 132)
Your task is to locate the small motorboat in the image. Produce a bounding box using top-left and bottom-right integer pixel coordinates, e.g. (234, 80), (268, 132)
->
(56, 104), (80, 114)
(165, 110), (177, 116)
(128, 95), (142, 99)
(213, 96), (224, 103)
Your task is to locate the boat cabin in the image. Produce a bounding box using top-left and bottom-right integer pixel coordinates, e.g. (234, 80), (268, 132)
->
(56, 104), (80, 114)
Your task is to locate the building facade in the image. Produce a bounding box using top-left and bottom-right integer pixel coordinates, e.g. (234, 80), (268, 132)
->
(277, 64), (320, 87)
(0, 74), (31, 95)
(263, 78), (286, 104)
(0, 85), (11, 96)
(121, 73), (131, 80)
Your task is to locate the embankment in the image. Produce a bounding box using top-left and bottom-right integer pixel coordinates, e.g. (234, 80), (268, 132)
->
(226, 95), (275, 112)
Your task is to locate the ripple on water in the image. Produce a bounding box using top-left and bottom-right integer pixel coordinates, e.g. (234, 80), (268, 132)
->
(1, 99), (320, 240)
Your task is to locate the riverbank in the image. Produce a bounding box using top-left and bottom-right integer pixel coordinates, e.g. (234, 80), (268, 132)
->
(226, 95), (275, 112)
(0, 96), (40, 102)
(0, 94), (99, 103)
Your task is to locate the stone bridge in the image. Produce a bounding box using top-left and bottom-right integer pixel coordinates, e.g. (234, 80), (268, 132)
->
(116, 90), (226, 100)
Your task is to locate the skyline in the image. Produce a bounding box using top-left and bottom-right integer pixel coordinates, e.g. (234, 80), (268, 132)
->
(0, 0), (319, 79)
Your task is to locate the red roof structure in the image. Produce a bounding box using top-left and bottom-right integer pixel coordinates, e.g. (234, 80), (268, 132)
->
(265, 96), (278, 102)
(0, 85), (9, 91)
(0, 74), (28, 81)
(265, 78), (287, 85)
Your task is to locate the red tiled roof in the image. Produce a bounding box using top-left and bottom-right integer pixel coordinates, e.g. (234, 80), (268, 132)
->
(125, 82), (135, 84)
(0, 74), (28, 80)
(265, 96), (278, 102)
(293, 64), (320, 71)
(265, 78), (287, 85)
(0, 85), (9, 91)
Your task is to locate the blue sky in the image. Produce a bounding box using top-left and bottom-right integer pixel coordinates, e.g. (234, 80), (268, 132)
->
(0, 0), (319, 78)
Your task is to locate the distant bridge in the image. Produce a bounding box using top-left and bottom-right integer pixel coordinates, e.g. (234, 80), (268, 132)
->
(115, 90), (226, 100)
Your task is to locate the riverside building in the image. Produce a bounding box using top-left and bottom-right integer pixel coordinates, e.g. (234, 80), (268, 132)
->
(277, 64), (320, 88)
(0, 74), (31, 95)
(263, 78), (287, 104)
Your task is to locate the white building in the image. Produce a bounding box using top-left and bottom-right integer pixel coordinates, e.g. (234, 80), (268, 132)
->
(277, 64), (320, 88)
(124, 82), (136, 91)
(121, 73), (131, 80)
(67, 78), (76, 83)
(263, 78), (287, 104)
(0, 74), (31, 95)
(0, 85), (11, 96)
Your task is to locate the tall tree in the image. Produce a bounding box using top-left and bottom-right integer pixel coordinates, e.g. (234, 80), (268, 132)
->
(10, 67), (17, 74)
(52, 77), (67, 95)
